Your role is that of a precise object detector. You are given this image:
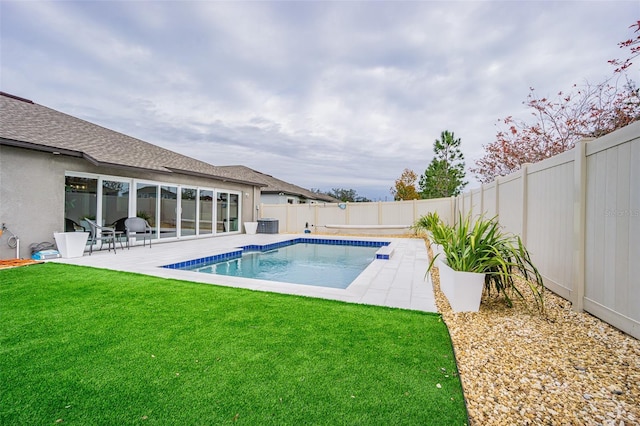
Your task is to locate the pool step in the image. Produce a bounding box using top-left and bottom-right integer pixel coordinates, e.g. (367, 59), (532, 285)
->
(375, 246), (394, 260)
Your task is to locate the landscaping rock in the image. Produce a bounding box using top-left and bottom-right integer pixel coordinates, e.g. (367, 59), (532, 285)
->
(428, 243), (640, 426)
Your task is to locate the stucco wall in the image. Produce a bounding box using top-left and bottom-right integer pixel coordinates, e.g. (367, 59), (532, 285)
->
(0, 146), (64, 259)
(0, 145), (257, 259)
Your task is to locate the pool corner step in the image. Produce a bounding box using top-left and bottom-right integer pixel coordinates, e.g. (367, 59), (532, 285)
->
(375, 246), (394, 260)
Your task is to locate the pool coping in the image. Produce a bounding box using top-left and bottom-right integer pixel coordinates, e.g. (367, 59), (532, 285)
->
(161, 237), (391, 270)
(49, 233), (436, 312)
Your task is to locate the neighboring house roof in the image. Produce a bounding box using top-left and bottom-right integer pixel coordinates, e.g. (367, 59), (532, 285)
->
(219, 165), (338, 203)
(0, 92), (263, 186)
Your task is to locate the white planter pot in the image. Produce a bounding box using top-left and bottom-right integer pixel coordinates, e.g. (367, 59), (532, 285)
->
(244, 222), (258, 234)
(54, 232), (89, 258)
(438, 259), (485, 312)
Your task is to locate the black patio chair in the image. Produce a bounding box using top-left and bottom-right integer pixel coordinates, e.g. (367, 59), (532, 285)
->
(110, 217), (129, 247)
(65, 218), (86, 232)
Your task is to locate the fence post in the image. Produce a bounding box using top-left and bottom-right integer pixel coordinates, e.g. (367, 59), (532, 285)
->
(572, 138), (590, 312)
(346, 202), (350, 225)
(480, 183), (484, 218)
(521, 164), (530, 245)
(286, 203), (291, 233)
(451, 196), (457, 225)
(495, 176), (500, 221)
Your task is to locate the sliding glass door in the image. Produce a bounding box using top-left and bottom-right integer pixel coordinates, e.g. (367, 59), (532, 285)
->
(64, 176), (97, 231)
(199, 190), (214, 235)
(65, 174), (243, 241)
(216, 191), (240, 233)
(160, 185), (177, 238)
(102, 179), (129, 231)
(181, 188), (197, 237)
(136, 183), (157, 237)
(229, 193), (239, 232)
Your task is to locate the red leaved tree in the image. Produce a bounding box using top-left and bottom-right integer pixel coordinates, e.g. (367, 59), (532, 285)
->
(473, 22), (640, 183)
(609, 20), (640, 73)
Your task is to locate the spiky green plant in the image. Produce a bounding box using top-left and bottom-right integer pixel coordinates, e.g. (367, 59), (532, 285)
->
(413, 211), (441, 235)
(413, 212), (452, 248)
(428, 213), (545, 312)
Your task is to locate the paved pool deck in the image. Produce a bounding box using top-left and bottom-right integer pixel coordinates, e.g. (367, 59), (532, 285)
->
(51, 233), (437, 312)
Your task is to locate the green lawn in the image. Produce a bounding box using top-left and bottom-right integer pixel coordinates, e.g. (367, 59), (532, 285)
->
(0, 263), (468, 425)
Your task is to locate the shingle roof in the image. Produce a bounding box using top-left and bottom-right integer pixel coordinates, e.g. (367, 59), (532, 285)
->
(0, 92), (264, 186)
(219, 165), (338, 202)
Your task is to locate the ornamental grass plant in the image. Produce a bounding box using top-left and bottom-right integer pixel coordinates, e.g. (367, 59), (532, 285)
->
(412, 211), (442, 237)
(418, 213), (545, 312)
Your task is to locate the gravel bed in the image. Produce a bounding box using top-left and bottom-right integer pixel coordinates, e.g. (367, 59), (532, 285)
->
(429, 254), (640, 425)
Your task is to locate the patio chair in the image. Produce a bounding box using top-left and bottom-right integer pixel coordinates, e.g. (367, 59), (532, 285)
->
(84, 218), (121, 255)
(65, 218), (86, 232)
(124, 217), (153, 248)
(110, 217), (129, 247)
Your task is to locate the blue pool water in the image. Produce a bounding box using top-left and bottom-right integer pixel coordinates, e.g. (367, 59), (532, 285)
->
(165, 239), (389, 289)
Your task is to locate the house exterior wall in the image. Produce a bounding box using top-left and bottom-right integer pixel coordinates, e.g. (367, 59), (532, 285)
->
(259, 193), (321, 205)
(260, 193), (301, 205)
(0, 145), (258, 259)
(1, 145), (62, 259)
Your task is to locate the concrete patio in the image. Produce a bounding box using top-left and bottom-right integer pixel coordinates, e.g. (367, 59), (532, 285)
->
(52, 233), (437, 312)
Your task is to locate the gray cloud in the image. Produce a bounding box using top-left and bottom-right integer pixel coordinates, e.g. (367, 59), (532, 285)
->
(1, 1), (636, 200)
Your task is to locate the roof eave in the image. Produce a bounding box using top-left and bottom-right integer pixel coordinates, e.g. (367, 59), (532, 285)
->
(0, 137), (84, 158)
(1, 138), (263, 187)
(164, 167), (264, 187)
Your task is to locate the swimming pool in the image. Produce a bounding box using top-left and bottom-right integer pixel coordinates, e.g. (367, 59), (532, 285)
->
(162, 238), (390, 289)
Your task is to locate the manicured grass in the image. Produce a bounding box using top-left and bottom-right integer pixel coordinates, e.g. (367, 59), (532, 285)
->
(0, 263), (468, 425)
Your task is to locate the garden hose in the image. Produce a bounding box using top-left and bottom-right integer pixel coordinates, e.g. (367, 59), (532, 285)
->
(1, 224), (20, 257)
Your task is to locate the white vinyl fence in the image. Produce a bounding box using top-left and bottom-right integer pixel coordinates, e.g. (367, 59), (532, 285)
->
(455, 122), (640, 339)
(259, 122), (639, 339)
(260, 197), (455, 236)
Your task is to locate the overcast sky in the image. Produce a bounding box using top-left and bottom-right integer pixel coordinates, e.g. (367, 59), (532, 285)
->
(1, 1), (638, 200)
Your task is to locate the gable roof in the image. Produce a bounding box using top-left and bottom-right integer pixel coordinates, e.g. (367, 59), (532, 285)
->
(219, 165), (338, 202)
(0, 92), (263, 186)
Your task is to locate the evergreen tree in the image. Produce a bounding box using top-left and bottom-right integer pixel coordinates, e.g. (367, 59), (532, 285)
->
(419, 130), (467, 198)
